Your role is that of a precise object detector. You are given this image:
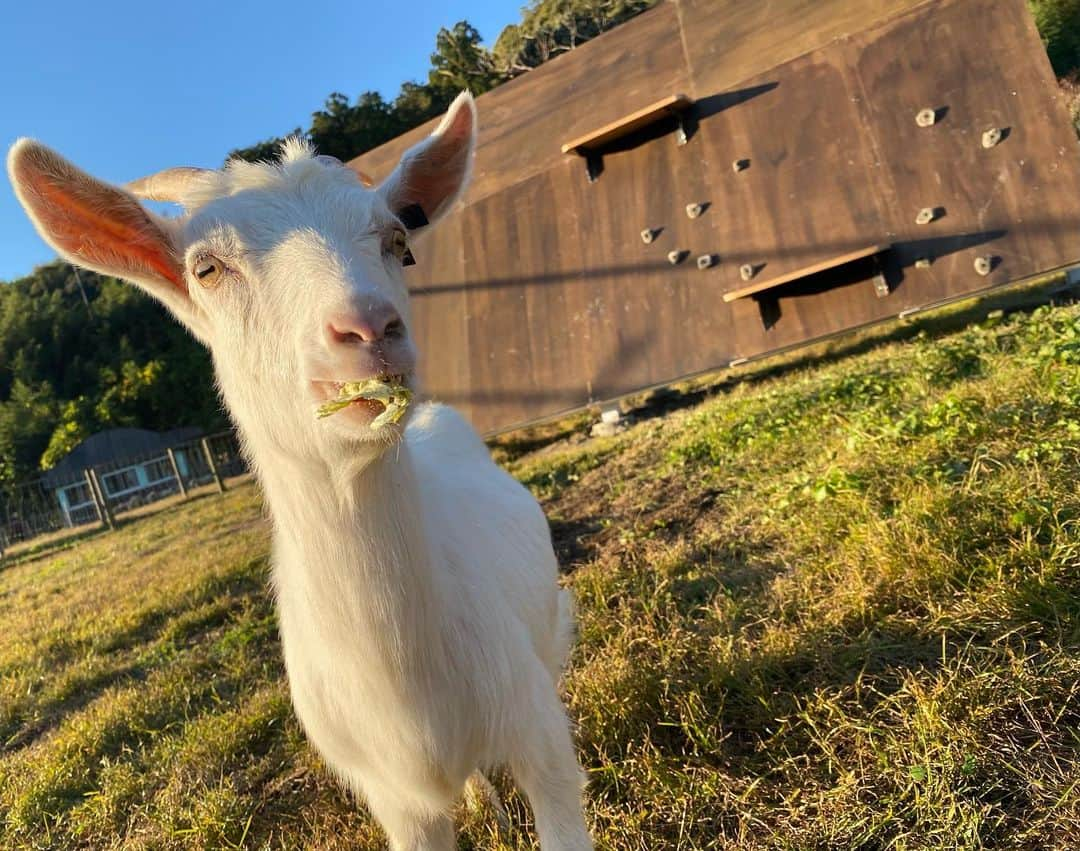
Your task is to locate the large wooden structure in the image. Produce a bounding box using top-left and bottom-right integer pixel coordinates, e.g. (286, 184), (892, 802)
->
(350, 0), (1080, 434)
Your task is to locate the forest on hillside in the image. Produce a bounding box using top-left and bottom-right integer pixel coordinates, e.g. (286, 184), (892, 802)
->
(1, 0), (1078, 485)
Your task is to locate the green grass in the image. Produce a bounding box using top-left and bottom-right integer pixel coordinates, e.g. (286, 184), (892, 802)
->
(3, 303), (1080, 849)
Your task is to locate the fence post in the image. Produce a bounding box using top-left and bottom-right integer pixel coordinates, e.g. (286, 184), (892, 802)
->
(85, 467), (114, 530)
(83, 468), (103, 526)
(166, 448), (189, 499)
(201, 438), (226, 494)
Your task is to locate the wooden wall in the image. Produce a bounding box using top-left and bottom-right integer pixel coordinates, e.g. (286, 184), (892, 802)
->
(351, 0), (1080, 434)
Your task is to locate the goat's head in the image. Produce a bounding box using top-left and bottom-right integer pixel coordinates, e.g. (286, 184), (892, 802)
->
(7, 93), (476, 462)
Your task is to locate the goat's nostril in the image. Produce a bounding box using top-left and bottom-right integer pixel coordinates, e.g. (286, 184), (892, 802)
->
(327, 308), (403, 345)
(328, 322), (366, 345)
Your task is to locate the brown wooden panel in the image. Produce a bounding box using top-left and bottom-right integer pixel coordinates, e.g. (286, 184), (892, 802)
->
(725, 255), (901, 358)
(689, 47), (893, 304)
(459, 166), (593, 432)
(350, 0), (689, 206)
(566, 117), (732, 400)
(676, 0), (927, 98)
(404, 210), (472, 422)
(354, 0), (926, 192)
(848, 0), (1080, 304)
(456, 120), (734, 431)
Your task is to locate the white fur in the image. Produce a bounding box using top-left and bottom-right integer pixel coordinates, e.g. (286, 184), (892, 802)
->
(8, 92), (592, 850)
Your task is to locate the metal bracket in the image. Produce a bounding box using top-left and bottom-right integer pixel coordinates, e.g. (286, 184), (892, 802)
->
(675, 114), (688, 146)
(872, 254), (890, 297)
(585, 152), (602, 183)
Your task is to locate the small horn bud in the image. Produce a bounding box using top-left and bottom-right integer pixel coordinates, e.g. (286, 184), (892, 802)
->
(127, 167), (212, 203)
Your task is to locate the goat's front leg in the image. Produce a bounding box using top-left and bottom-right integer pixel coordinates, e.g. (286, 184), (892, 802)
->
(510, 667), (594, 851)
(361, 785), (455, 851)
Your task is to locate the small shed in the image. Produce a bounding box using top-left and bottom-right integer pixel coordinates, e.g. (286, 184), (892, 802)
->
(42, 427), (203, 525)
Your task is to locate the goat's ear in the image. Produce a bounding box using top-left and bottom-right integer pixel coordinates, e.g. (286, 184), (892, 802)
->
(378, 91), (476, 232)
(7, 139), (211, 344)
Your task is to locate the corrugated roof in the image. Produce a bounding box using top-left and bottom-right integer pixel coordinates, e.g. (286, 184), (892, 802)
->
(41, 426), (204, 489)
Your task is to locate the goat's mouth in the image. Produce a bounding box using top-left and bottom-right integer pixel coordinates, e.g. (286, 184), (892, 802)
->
(310, 375), (413, 429)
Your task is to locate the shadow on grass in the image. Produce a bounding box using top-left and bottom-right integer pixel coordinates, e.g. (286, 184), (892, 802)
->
(1, 660), (149, 753)
(578, 521), (1080, 845)
(1, 557), (273, 756)
(548, 516), (607, 571)
(570, 510), (950, 772)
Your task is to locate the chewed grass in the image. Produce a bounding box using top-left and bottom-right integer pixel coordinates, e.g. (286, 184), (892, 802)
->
(2, 303), (1080, 848)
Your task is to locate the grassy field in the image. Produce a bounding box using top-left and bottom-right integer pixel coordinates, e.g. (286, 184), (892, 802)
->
(2, 300), (1080, 850)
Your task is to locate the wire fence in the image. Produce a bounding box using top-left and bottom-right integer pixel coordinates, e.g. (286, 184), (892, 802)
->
(0, 430), (246, 558)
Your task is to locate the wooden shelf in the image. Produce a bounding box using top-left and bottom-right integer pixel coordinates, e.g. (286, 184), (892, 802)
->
(722, 244), (892, 302)
(561, 94), (694, 155)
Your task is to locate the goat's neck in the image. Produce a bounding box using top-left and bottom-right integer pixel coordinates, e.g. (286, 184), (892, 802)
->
(249, 430), (442, 653)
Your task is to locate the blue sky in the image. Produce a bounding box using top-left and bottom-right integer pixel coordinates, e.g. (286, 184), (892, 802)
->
(0, 0), (523, 282)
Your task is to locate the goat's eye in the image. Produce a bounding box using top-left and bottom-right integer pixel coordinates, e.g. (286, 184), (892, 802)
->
(390, 230), (407, 257)
(388, 230), (415, 266)
(192, 256), (225, 288)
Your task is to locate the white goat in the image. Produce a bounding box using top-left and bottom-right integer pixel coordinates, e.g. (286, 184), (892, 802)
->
(8, 93), (593, 851)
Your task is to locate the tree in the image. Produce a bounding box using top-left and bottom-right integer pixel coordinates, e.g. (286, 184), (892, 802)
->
(309, 91), (404, 162)
(0, 262), (225, 482)
(304, 21), (502, 164)
(1030, 0), (1080, 76)
(226, 3), (667, 165)
(39, 397), (95, 472)
(232, 2), (1076, 165)
(493, 0), (658, 76)
(0, 380), (57, 485)
(427, 22), (501, 99)
(393, 80), (453, 131)
(38, 360), (169, 470)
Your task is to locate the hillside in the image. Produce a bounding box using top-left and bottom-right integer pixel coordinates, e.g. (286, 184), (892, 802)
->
(0, 263), (223, 484)
(1, 298), (1079, 849)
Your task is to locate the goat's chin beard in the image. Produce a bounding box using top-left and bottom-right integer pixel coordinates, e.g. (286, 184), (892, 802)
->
(320, 408), (409, 454)
(315, 417), (407, 492)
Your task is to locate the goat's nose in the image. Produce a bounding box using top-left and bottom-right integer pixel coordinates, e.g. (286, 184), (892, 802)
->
(326, 305), (403, 345)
